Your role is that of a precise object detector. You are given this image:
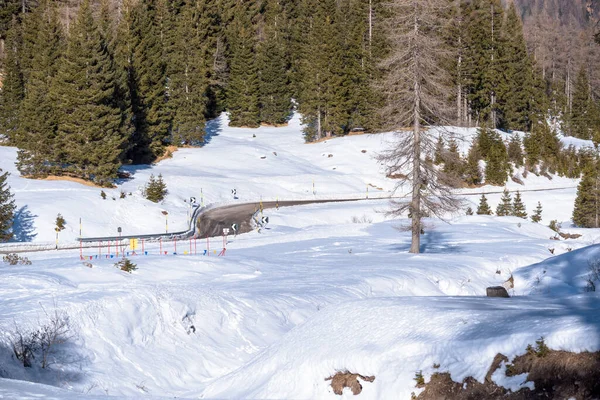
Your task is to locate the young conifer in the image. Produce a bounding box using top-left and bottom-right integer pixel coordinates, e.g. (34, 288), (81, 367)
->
(476, 194), (492, 215)
(496, 188), (513, 216)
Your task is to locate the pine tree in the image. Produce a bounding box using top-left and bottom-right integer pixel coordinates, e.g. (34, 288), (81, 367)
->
(144, 173), (168, 202)
(496, 188), (513, 216)
(55, 213), (66, 231)
(511, 190), (527, 219)
(464, 143), (482, 186)
(569, 65), (594, 140)
(434, 136), (445, 165)
(51, 0), (126, 184)
(531, 201), (542, 223)
(497, 3), (536, 131)
(573, 161), (600, 228)
(0, 17), (24, 143)
(484, 129), (509, 186)
(0, 0), (20, 39)
(129, 0), (173, 162)
(169, 0), (209, 145)
(15, 0), (63, 176)
(226, 3), (260, 127)
(0, 168), (16, 242)
(463, 0), (505, 127)
(476, 194), (492, 215)
(257, 0), (292, 125)
(507, 134), (523, 167)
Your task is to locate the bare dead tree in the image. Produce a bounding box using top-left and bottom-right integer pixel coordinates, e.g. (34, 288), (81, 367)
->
(377, 0), (462, 254)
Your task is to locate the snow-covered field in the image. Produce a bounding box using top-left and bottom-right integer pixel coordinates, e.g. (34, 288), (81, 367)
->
(1, 115), (599, 399)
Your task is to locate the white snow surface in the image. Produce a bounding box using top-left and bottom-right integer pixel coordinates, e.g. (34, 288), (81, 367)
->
(0, 114), (599, 399)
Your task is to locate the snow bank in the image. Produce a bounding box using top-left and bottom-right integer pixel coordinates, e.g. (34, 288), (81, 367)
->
(200, 295), (600, 399)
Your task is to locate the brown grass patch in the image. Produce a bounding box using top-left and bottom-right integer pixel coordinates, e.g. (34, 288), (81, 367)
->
(29, 175), (109, 188)
(416, 349), (600, 400)
(153, 145), (178, 164)
(386, 173), (407, 180)
(325, 371), (375, 395)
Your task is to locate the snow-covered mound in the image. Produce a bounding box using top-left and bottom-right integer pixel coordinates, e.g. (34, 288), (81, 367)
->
(199, 295), (600, 399)
(515, 243), (600, 296)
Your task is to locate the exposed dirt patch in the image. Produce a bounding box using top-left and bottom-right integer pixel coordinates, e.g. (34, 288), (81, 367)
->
(153, 145), (178, 164)
(325, 371), (375, 395)
(27, 175), (108, 188)
(416, 350), (600, 400)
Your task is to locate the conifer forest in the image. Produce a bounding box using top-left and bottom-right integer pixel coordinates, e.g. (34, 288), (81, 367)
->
(0, 0), (600, 226)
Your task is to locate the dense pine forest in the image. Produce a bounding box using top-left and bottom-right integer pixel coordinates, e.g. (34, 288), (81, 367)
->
(0, 0), (599, 218)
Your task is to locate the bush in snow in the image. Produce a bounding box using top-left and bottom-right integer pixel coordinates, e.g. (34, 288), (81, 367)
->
(100, 190), (107, 200)
(548, 219), (561, 233)
(10, 309), (73, 369)
(585, 259), (600, 292)
(2, 253), (32, 265)
(115, 258), (137, 273)
(526, 336), (550, 358)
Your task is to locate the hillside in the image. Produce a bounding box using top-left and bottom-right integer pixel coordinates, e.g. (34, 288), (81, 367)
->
(0, 116), (599, 399)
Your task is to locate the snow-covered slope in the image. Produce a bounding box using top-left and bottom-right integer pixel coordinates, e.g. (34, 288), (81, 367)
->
(1, 115), (598, 399)
(0, 114), (585, 244)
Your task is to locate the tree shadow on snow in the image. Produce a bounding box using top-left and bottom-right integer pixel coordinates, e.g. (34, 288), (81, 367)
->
(203, 114), (223, 146)
(11, 206), (37, 242)
(388, 230), (464, 254)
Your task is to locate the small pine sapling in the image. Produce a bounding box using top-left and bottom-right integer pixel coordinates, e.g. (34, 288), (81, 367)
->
(120, 191), (126, 199)
(115, 258), (137, 273)
(531, 202), (542, 223)
(466, 207), (474, 216)
(55, 214), (66, 231)
(476, 194), (492, 215)
(414, 370), (425, 387)
(496, 188), (513, 216)
(511, 191), (527, 219)
(100, 190), (107, 200)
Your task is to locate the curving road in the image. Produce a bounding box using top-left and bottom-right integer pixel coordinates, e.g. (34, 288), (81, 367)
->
(0, 185), (577, 254)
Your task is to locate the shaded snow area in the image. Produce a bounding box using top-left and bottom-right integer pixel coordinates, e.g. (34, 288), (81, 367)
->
(1, 115), (600, 399)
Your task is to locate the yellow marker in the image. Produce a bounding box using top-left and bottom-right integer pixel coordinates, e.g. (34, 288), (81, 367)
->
(129, 238), (138, 250)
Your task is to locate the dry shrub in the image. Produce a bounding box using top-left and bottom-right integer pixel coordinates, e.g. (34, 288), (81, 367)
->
(325, 371), (375, 395)
(2, 253), (32, 265)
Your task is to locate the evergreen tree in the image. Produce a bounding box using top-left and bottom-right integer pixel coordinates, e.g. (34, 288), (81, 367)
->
(0, 168), (16, 242)
(476, 194), (492, 215)
(523, 119), (561, 171)
(497, 3), (537, 131)
(129, 0), (173, 162)
(0, 0), (20, 39)
(15, 0), (63, 176)
(226, 3), (260, 127)
(463, 0), (505, 126)
(531, 201), (542, 223)
(573, 160), (600, 228)
(511, 190), (527, 219)
(496, 188), (513, 216)
(442, 137), (463, 186)
(569, 65), (595, 140)
(51, 0), (126, 184)
(55, 213), (66, 231)
(434, 136), (445, 165)
(0, 17), (24, 143)
(169, 0), (209, 145)
(507, 134), (523, 167)
(483, 128), (509, 186)
(257, 0), (292, 125)
(144, 173), (168, 202)
(464, 143), (482, 186)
